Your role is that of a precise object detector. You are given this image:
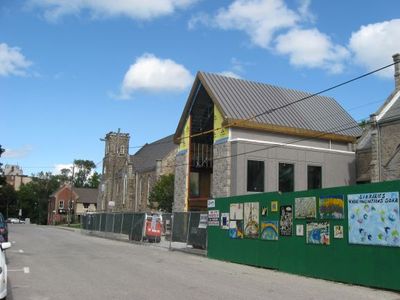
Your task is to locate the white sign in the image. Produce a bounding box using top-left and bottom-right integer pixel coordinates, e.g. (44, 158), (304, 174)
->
(208, 210), (220, 226)
(348, 192), (400, 247)
(108, 201), (115, 208)
(207, 199), (216, 208)
(199, 214), (208, 229)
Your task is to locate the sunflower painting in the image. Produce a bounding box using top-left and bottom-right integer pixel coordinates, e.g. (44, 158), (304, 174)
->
(319, 195), (344, 219)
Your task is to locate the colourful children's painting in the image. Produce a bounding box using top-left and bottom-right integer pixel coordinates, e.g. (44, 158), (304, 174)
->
(306, 222), (330, 245)
(348, 192), (400, 247)
(279, 205), (293, 236)
(295, 197), (316, 219)
(229, 220), (244, 239)
(244, 202), (259, 238)
(319, 195), (344, 219)
(261, 221), (279, 240)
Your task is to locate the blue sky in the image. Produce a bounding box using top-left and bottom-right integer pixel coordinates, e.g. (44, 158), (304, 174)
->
(1, 0), (400, 175)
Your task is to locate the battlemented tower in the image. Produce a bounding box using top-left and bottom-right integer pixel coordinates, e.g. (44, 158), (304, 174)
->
(99, 131), (130, 211)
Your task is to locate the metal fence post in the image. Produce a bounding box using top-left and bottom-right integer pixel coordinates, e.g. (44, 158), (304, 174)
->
(112, 213), (116, 233)
(186, 212), (192, 248)
(169, 213), (174, 250)
(120, 213), (124, 234)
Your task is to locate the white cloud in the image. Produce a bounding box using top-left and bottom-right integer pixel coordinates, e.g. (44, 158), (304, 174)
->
(214, 0), (299, 48)
(219, 71), (242, 79)
(3, 145), (33, 158)
(297, 0), (315, 23)
(28, 0), (197, 22)
(120, 53), (193, 99)
(54, 164), (73, 175)
(0, 43), (32, 77)
(275, 28), (349, 73)
(349, 19), (400, 78)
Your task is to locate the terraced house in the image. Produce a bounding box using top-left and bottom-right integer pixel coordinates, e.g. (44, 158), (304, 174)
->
(173, 72), (362, 212)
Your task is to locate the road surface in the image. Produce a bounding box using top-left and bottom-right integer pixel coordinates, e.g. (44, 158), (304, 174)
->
(5, 224), (400, 300)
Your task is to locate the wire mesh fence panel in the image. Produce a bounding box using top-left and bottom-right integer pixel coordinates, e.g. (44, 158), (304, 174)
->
(162, 213), (172, 241)
(171, 212), (189, 243)
(130, 213), (145, 241)
(81, 215), (88, 230)
(113, 213), (123, 234)
(121, 213), (133, 235)
(100, 213), (107, 232)
(105, 213), (114, 232)
(87, 215), (94, 231)
(187, 212), (207, 250)
(93, 214), (100, 231)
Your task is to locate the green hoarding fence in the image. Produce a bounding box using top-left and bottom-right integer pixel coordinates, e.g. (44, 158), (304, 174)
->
(207, 180), (400, 291)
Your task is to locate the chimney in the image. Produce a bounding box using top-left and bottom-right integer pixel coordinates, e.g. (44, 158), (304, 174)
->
(393, 53), (400, 91)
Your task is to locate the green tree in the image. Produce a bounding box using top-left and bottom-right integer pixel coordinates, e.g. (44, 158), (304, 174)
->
(17, 172), (60, 224)
(0, 184), (17, 218)
(73, 159), (96, 188)
(0, 145), (17, 218)
(0, 145), (6, 186)
(87, 171), (101, 189)
(149, 174), (174, 212)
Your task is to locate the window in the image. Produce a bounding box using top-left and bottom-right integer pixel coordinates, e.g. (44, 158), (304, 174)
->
(83, 203), (89, 209)
(120, 145), (125, 155)
(247, 160), (264, 192)
(59, 200), (64, 209)
(308, 166), (322, 190)
(279, 163), (294, 192)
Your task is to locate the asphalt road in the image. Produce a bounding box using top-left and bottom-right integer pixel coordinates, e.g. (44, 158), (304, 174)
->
(5, 224), (400, 300)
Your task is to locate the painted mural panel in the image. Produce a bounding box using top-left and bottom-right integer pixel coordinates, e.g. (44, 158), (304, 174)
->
(213, 105), (229, 144)
(319, 195), (344, 219)
(178, 116), (191, 154)
(279, 205), (293, 236)
(230, 203), (243, 220)
(244, 202), (259, 238)
(306, 222), (330, 245)
(229, 220), (244, 239)
(348, 192), (400, 247)
(261, 221), (279, 240)
(295, 197), (316, 219)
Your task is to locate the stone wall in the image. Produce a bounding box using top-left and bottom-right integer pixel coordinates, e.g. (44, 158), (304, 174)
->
(173, 153), (188, 212)
(356, 149), (372, 182)
(381, 121), (400, 180)
(212, 142), (231, 198)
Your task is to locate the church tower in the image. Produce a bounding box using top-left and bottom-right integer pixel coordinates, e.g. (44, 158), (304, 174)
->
(99, 130), (130, 211)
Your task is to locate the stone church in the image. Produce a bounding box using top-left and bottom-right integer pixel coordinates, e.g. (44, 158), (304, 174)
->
(356, 53), (400, 183)
(97, 131), (177, 212)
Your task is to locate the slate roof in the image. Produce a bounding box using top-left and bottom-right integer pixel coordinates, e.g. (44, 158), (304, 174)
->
(175, 72), (362, 141)
(73, 188), (98, 204)
(378, 90), (400, 123)
(50, 185), (98, 204)
(131, 135), (176, 173)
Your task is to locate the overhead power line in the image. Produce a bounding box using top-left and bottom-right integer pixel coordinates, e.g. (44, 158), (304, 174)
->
(128, 61), (396, 149)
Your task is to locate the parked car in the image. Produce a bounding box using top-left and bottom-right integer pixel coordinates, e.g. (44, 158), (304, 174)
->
(6, 218), (19, 224)
(0, 241), (11, 300)
(0, 215), (7, 242)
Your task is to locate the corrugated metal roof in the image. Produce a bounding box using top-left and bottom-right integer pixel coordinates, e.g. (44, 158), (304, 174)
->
(199, 72), (362, 137)
(131, 135), (176, 173)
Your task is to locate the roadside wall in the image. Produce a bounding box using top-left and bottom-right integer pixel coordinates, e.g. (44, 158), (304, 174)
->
(208, 180), (400, 291)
